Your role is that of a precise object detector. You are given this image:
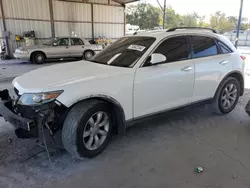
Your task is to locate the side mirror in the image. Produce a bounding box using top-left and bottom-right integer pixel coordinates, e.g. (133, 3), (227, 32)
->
(53, 42), (57, 46)
(150, 53), (166, 65)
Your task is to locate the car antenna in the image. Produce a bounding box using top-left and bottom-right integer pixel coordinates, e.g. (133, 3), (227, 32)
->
(133, 25), (142, 35)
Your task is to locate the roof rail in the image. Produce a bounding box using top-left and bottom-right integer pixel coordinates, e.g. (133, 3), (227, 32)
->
(167, 27), (217, 33)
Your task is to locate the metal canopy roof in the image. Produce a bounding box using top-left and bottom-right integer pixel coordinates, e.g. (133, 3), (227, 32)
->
(113, 0), (139, 5)
(60, 0), (139, 5)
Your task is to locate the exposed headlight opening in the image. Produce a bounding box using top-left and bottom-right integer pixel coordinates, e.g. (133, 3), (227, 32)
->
(17, 90), (63, 106)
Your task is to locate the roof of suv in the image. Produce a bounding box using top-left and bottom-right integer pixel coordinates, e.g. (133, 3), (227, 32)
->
(135, 29), (220, 39)
(130, 27), (236, 52)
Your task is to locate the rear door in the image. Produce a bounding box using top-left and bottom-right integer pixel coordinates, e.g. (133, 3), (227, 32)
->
(68, 38), (85, 57)
(190, 35), (233, 102)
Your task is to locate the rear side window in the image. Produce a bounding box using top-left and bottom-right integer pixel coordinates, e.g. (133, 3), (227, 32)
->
(190, 36), (218, 58)
(71, 38), (84, 45)
(217, 41), (232, 54)
(154, 36), (190, 63)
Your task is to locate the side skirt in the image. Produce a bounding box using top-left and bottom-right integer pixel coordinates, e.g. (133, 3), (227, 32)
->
(125, 98), (213, 127)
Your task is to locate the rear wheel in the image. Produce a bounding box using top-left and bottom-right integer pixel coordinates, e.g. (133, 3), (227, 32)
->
(31, 52), (45, 64)
(83, 50), (94, 60)
(62, 100), (113, 158)
(212, 77), (240, 114)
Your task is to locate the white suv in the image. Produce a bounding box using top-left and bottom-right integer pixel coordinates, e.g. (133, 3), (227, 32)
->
(0, 27), (245, 158)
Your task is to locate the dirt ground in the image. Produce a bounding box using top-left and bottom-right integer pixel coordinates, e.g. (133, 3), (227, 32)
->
(1, 57), (250, 188)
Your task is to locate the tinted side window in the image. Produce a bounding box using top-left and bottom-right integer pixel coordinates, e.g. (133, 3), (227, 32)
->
(191, 36), (218, 58)
(71, 38), (84, 45)
(218, 41), (232, 54)
(154, 36), (190, 63)
(55, 38), (69, 46)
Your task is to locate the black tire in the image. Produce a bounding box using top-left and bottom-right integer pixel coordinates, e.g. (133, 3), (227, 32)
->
(83, 50), (94, 60)
(31, 52), (45, 64)
(62, 100), (113, 159)
(212, 77), (240, 114)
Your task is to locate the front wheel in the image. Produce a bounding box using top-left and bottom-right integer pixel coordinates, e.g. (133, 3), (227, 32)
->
(62, 100), (113, 158)
(31, 52), (46, 64)
(212, 77), (240, 114)
(83, 51), (94, 60)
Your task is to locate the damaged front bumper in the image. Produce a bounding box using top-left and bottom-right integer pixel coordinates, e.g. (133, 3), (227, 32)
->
(0, 89), (61, 139)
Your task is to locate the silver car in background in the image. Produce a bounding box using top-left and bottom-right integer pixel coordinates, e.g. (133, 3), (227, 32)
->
(14, 37), (103, 64)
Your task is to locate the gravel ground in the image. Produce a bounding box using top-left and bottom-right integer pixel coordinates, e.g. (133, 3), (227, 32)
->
(1, 51), (250, 188)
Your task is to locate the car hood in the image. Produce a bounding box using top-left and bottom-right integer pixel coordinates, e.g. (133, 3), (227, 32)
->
(13, 61), (133, 94)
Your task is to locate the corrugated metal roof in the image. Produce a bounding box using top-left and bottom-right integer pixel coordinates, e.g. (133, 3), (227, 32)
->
(112, 0), (139, 4)
(59, 0), (138, 5)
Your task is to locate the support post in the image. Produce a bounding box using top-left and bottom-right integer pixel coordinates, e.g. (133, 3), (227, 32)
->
(49, 0), (55, 38)
(162, 0), (166, 29)
(124, 5), (126, 36)
(0, 0), (10, 56)
(235, 0), (244, 48)
(91, 4), (94, 40)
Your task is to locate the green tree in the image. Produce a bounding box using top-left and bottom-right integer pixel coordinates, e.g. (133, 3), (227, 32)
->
(126, 3), (160, 29)
(180, 13), (198, 27)
(165, 7), (181, 28)
(210, 11), (233, 33)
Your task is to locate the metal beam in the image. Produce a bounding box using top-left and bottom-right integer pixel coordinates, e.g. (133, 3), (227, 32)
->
(124, 5), (126, 36)
(235, 0), (244, 48)
(156, 0), (163, 12)
(0, 0), (10, 57)
(49, 0), (55, 38)
(91, 4), (94, 40)
(57, 0), (123, 7)
(162, 0), (166, 29)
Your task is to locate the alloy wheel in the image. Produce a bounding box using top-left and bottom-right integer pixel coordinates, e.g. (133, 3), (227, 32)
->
(83, 111), (110, 150)
(221, 83), (237, 109)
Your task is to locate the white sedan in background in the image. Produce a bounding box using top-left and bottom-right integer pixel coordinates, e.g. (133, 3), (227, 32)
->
(14, 37), (103, 64)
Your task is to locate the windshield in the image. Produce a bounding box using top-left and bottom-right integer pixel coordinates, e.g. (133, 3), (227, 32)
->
(90, 37), (156, 68)
(43, 38), (57, 46)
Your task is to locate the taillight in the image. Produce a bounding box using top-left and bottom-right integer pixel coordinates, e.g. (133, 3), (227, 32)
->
(241, 55), (246, 60)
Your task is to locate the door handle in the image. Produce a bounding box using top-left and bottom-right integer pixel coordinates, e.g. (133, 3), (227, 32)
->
(66, 46), (69, 49)
(181, 66), (193, 71)
(219, 60), (228, 65)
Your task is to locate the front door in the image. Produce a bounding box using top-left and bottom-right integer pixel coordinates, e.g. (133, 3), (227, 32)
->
(47, 38), (70, 58)
(134, 36), (195, 118)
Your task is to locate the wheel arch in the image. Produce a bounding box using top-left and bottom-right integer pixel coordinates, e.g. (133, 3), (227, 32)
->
(83, 49), (94, 55)
(215, 71), (244, 97)
(30, 50), (47, 61)
(67, 95), (126, 135)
